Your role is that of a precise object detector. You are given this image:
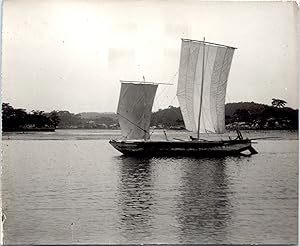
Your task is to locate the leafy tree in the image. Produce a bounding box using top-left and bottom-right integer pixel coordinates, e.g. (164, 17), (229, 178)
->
(2, 103), (16, 128)
(272, 98), (287, 108)
(30, 110), (50, 128)
(2, 103), (60, 130)
(2, 103), (27, 129)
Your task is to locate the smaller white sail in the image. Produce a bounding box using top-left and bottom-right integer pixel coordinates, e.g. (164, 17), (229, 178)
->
(117, 82), (158, 140)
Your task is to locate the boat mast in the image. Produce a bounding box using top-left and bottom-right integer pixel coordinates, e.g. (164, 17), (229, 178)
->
(197, 37), (205, 140)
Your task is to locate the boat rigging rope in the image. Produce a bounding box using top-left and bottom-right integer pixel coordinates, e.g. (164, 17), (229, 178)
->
(117, 112), (148, 134)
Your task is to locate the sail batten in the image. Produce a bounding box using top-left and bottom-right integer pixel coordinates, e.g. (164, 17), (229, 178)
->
(177, 39), (235, 134)
(117, 82), (158, 140)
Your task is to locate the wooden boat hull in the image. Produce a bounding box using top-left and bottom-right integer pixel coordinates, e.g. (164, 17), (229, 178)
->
(109, 139), (257, 156)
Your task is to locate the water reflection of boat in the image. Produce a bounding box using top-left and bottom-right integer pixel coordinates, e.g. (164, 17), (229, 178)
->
(110, 38), (257, 156)
(115, 156), (236, 243)
(116, 156), (154, 242)
(175, 157), (232, 243)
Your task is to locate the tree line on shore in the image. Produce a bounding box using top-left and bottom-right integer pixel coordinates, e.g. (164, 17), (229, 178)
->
(2, 103), (60, 131)
(2, 99), (298, 131)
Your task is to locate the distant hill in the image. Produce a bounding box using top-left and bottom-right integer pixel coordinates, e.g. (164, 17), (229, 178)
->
(79, 112), (118, 120)
(224, 102), (298, 129)
(56, 111), (118, 129)
(62, 102), (298, 130)
(151, 106), (183, 128)
(225, 102), (268, 117)
(150, 102), (298, 130)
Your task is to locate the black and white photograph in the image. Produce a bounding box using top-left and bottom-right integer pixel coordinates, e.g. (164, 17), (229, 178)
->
(1, 0), (298, 244)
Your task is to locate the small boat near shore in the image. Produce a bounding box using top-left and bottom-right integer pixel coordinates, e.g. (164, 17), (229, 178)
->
(109, 38), (258, 156)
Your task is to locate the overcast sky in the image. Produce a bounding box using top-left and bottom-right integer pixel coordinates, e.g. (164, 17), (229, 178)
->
(2, 0), (299, 113)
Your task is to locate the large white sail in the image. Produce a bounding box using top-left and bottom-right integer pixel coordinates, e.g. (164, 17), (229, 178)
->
(177, 39), (235, 134)
(117, 82), (158, 140)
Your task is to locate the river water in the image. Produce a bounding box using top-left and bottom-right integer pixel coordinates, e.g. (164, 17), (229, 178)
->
(2, 130), (298, 244)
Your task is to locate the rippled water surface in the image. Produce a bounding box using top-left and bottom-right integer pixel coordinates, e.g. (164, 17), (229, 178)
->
(2, 130), (298, 244)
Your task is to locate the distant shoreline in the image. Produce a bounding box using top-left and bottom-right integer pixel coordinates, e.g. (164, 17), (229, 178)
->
(3, 127), (299, 132)
(2, 129), (298, 142)
(3, 101), (298, 132)
(3, 128), (55, 132)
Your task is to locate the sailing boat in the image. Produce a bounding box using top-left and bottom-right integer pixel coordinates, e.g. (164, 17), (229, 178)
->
(109, 38), (258, 156)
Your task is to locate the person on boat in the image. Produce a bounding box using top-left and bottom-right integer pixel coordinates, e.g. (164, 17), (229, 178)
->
(190, 136), (197, 141)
